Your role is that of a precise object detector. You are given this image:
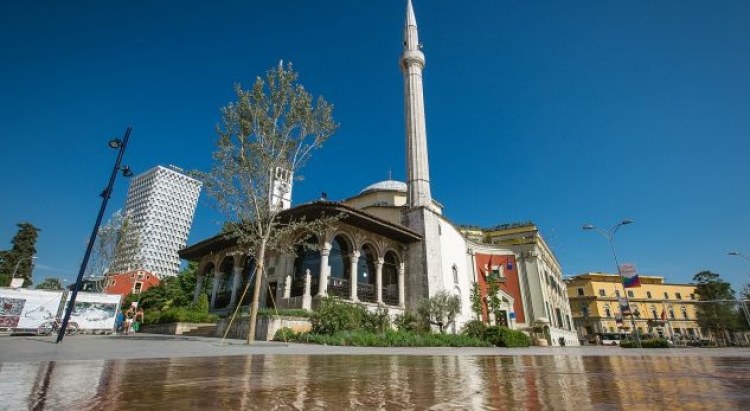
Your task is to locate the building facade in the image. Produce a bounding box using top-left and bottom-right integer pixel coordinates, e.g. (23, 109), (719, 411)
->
(112, 165), (202, 279)
(103, 270), (161, 298)
(179, 1), (578, 345)
(565, 272), (703, 342)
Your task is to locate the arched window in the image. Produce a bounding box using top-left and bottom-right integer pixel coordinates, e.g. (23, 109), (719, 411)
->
(382, 251), (399, 305)
(292, 236), (321, 297)
(327, 236), (351, 298)
(681, 306), (688, 319)
(604, 303), (612, 318)
(357, 244), (377, 302)
(452, 265), (459, 284)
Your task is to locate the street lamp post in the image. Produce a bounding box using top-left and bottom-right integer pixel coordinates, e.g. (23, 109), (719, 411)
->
(56, 127), (134, 344)
(583, 219), (642, 348)
(9, 256), (38, 287)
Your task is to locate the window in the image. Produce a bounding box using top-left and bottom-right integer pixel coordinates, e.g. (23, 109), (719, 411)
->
(669, 309), (675, 320)
(452, 265), (459, 284)
(615, 290), (621, 297)
(675, 292), (682, 300)
(134, 282), (143, 293)
(681, 306), (688, 319)
(599, 289), (606, 297)
(664, 292), (669, 299)
(646, 291), (652, 299)
(627, 290), (634, 298)
(604, 304), (612, 318)
(577, 288), (584, 296)
(690, 294), (695, 301)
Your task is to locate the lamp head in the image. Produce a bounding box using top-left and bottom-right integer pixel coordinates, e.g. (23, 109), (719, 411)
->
(121, 166), (134, 177)
(620, 219), (634, 225)
(728, 251), (739, 256)
(582, 224), (595, 230)
(108, 139), (123, 149)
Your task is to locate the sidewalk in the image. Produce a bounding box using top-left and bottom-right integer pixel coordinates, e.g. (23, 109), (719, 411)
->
(2, 333), (749, 363)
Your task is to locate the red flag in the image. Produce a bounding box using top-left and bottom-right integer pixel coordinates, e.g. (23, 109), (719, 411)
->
(660, 309), (666, 321)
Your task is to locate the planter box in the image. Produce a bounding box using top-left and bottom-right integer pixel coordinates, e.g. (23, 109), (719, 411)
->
(140, 322), (216, 335)
(216, 316), (311, 341)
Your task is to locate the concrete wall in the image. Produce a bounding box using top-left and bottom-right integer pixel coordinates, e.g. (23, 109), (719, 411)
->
(216, 316), (311, 341)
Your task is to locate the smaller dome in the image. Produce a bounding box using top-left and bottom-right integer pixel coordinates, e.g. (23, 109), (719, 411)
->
(360, 180), (407, 195)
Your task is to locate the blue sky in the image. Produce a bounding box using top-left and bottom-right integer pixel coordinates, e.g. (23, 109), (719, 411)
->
(1, 1), (749, 292)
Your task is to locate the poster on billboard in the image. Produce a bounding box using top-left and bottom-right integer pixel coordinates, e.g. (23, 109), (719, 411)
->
(67, 292), (122, 331)
(0, 289), (64, 329)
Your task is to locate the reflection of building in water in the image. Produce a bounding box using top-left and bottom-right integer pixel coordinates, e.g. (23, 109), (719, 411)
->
(566, 272), (704, 342)
(179, 0), (577, 345)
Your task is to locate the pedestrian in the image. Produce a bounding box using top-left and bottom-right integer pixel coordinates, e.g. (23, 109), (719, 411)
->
(124, 306), (135, 335)
(133, 307), (145, 333)
(594, 334), (601, 346)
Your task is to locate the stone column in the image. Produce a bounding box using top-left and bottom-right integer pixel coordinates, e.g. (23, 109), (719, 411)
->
(193, 274), (205, 304)
(302, 269), (312, 310)
(283, 274), (292, 299)
(349, 251), (360, 302)
(317, 244), (332, 297)
(210, 270), (224, 309)
(398, 263), (405, 308)
(228, 263), (243, 309)
(375, 258), (384, 304)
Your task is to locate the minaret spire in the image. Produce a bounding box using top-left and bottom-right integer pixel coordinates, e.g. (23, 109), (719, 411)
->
(401, 0), (432, 209)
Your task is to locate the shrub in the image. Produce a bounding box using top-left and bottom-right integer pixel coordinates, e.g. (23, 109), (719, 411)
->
(151, 307), (218, 324)
(288, 330), (490, 347)
(191, 293), (209, 313)
(308, 296), (391, 335)
(462, 320), (488, 340)
(258, 308), (309, 318)
(484, 326), (531, 347)
(393, 311), (428, 333)
(273, 327), (297, 341)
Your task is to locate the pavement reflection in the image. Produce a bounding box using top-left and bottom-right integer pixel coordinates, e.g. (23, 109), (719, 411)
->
(1, 353), (748, 410)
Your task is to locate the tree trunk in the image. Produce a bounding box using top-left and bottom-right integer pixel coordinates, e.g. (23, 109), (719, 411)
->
(247, 240), (268, 345)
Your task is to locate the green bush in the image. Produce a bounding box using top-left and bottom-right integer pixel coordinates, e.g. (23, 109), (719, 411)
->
(149, 307), (218, 324)
(393, 311), (428, 333)
(462, 320), (488, 339)
(273, 327), (297, 341)
(309, 296), (389, 335)
(191, 293), (210, 313)
(289, 330), (490, 347)
(258, 308), (309, 318)
(484, 326), (531, 347)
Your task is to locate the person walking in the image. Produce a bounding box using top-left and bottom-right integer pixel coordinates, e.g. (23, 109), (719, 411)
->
(124, 306), (135, 335)
(133, 307), (145, 333)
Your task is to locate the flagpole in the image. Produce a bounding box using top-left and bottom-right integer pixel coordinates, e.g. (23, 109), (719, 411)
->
(583, 220), (642, 348)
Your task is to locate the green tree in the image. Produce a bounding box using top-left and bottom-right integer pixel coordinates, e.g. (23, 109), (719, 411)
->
(124, 262), (199, 311)
(486, 278), (503, 325)
(469, 282), (483, 320)
(35, 278), (63, 290)
(195, 62), (338, 344)
(417, 290), (462, 334)
(0, 222), (40, 287)
(693, 270), (740, 344)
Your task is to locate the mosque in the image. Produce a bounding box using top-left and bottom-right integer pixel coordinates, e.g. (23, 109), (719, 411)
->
(179, 0), (578, 346)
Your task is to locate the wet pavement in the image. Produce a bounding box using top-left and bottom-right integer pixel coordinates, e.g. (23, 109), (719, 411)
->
(1, 334), (749, 410)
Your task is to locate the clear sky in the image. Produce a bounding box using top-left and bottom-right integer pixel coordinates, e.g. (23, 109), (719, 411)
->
(1, 1), (749, 292)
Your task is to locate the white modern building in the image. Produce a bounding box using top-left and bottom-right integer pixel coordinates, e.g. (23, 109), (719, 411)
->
(112, 165), (202, 279)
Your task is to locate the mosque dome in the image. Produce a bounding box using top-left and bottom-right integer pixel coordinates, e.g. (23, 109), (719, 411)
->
(359, 180), (407, 195)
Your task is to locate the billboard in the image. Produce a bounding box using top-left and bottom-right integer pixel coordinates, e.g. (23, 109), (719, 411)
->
(0, 289), (64, 328)
(67, 292), (122, 330)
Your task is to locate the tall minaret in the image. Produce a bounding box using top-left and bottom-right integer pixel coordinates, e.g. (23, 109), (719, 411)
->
(400, 0), (444, 305)
(400, 0), (432, 209)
